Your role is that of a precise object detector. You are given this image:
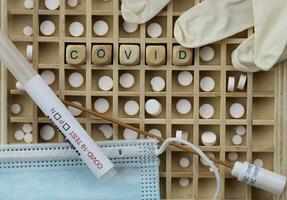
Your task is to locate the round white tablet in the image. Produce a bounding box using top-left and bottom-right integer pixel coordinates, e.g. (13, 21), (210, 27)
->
(119, 73), (135, 89)
(232, 135), (243, 145)
(14, 130), (25, 141)
(26, 44), (33, 60)
(201, 131), (217, 146)
(67, 0), (79, 7)
(227, 76), (235, 92)
(123, 21), (138, 33)
(40, 20), (56, 36)
(68, 72), (84, 88)
(199, 104), (214, 119)
(69, 22), (84, 37)
(123, 128), (138, 140)
(23, 26), (33, 36)
(40, 70), (56, 85)
(200, 46), (215, 61)
(93, 20), (109, 36)
(67, 101), (82, 116)
(235, 125), (246, 136)
(200, 76), (215, 92)
(179, 157), (190, 168)
(99, 124), (113, 139)
(24, 0), (34, 9)
(148, 129), (162, 139)
(237, 74), (247, 90)
(98, 75), (113, 91)
(124, 100), (139, 116)
(24, 133), (33, 143)
(147, 23), (162, 38)
(145, 99), (162, 116)
(16, 81), (24, 90)
(10, 104), (22, 115)
(227, 152), (239, 162)
(22, 123), (33, 134)
(176, 99), (192, 115)
(229, 103), (245, 119)
(178, 71), (193, 87)
(94, 98), (110, 113)
(39, 125), (55, 141)
(253, 159), (264, 168)
(45, 0), (60, 10)
(200, 152), (215, 166)
(150, 76), (165, 92)
(178, 178), (190, 187)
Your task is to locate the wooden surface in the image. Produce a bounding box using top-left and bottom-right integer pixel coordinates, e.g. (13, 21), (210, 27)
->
(1, 0), (287, 199)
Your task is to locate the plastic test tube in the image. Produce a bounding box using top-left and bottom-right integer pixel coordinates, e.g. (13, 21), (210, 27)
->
(0, 30), (116, 179)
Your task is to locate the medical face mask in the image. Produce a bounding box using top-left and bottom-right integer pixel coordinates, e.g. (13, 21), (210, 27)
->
(0, 140), (160, 200)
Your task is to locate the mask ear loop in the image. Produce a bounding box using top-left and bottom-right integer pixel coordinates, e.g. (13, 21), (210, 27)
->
(156, 137), (221, 200)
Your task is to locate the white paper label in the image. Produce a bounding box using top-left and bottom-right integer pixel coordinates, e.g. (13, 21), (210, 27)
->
(24, 75), (114, 178)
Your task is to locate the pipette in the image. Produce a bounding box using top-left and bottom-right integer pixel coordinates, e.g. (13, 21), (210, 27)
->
(0, 30), (116, 179)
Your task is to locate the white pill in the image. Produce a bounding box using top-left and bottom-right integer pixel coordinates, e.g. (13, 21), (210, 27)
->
(232, 135), (243, 145)
(200, 46), (215, 61)
(24, 133), (33, 143)
(201, 131), (217, 146)
(39, 125), (55, 141)
(228, 152), (239, 162)
(176, 99), (192, 115)
(22, 123), (33, 134)
(179, 157), (190, 168)
(40, 70), (56, 85)
(26, 44), (33, 60)
(16, 82), (24, 90)
(235, 125), (246, 136)
(14, 130), (25, 141)
(98, 75), (113, 91)
(23, 26), (33, 36)
(40, 20), (56, 36)
(148, 129), (162, 139)
(123, 21), (138, 33)
(123, 128), (138, 140)
(145, 99), (162, 116)
(94, 98), (110, 113)
(67, 0), (79, 7)
(45, 0), (60, 10)
(199, 104), (214, 119)
(237, 74), (247, 90)
(99, 124), (113, 139)
(147, 23), (162, 38)
(10, 104), (22, 115)
(178, 178), (190, 187)
(69, 22), (84, 37)
(227, 76), (235, 92)
(229, 103), (245, 119)
(200, 76), (215, 92)
(200, 152), (215, 166)
(119, 73), (135, 89)
(68, 72), (84, 88)
(24, 0), (34, 9)
(67, 101), (82, 116)
(150, 76), (165, 92)
(178, 71), (193, 87)
(253, 159), (264, 168)
(124, 100), (139, 116)
(93, 20), (109, 36)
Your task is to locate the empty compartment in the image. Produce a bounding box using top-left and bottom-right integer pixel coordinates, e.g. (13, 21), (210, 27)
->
(252, 187), (273, 200)
(39, 15), (59, 36)
(65, 69), (86, 91)
(64, 95), (86, 118)
(226, 125), (246, 146)
(118, 70), (140, 91)
(225, 178), (246, 199)
(172, 70), (194, 93)
(172, 97), (193, 119)
(199, 44), (221, 65)
(8, 94), (33, 117)
(92, 123), (114, 141)
(199, 97), (220, 119)
(8, 15), (33, 37)
(39, 42), (59, 64)
(160, 177), (167, 199)
(146, 16), (167, 38)
(145, 70), (166, 92)
(198, 178), (216, 199)
(92, 15), (113, 38)
(252, 152), (273, 170)
(92, 0), (114, 10)
(199, 71), (220, 92)
(226, 44), (240, 65)
(199, 125), (220, 146)
(118, 96), (140, 118)
(119, 17), (140, 38)
(252, 125), (274, 147)
(228, 30), (248, 39)
(171, 124), (193, 142)
(253, 71), (275, 93)
(158, 152), (166, 172)
(171, 177), (193, 199)
(226, 97), (247, 119)
(253, 97), (274, 120)
(92, 96), (113, 116)
(172, 151), (193, 172)
(173, 0), (195, 12)
(92, 69), (113, 91)
(65, 15), (86, 37)
(145, 97), (166, 119)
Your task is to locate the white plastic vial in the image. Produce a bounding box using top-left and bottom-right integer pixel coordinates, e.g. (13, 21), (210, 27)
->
(93, 20), (109, 36)
(227, 76), (235, 92)
(123, 21), (138, 33)
(179, 178), (190, 187)
(145, 99), (162, 116)
(94, 98), (110, 113)
(23, 26), (33, 36)
(179, 157), (190, 168)
(150, 76), (165, 92)
(201, 131), (217, 146)
(40, 20), (56, 36)
(68, 72), (84, 88)
(200, 76), (215, 92)
(99, 124), (113, 139)
(24, 0), (34, 9)
(124, 100), (139, 116)
(176, 99), (192, 115)
(39, 125), (55, 141)
(199, 103), (214, 119)
(69, 22), (85, 37)
(10, 104), (22, 115)
(178, 71), (193, 87)
(98, 75), (113, 91)
(200, 46), (215, 61)
(45, 0), (60, 10)
(119, 72), (135, 89)
(231, 161), (287, 195)
(229, 103), (245, 119)
(147, 23), (162, 38)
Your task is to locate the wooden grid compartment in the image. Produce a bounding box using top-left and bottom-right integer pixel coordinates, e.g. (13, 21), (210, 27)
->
(1, 0), (286, 199)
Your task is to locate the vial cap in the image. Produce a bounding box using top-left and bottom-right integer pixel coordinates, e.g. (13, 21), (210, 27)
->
(147, 23), (162, 38)
(123, 128), (138, 140)
(93, 20), (109, 36)
(40, 70), (56, 85)
(94, 98), (110, 113)
(200, 76), (215, 92)
(150, 76), (165, 92)
(123, 21), (138, 33)
(99, 124), (113, 139)
(98, 75), (113, 91)
(23, 26), (33, 36)
(22, 123), (33, 134)
(68, 72), (84, 88)
(148, 129), (162, 139)
(201, 131), (217, 146)
(178, 178), (190, 187)
(227, 76), (235, 92)
(24, 133), (33, 143)
(45, 0), (60, 10)
(176, 99), (192, 115)
(145, 99), (162, 116)
(119, 73), (135, 89)
(40, 20), (56, 36)
(67, 101), (83, 117)
(14, 130), (25, 141)
(39, 125), (55, 141)
(232, 135), (243, 145)
(178, 71), (193, 87)
(179, 157), (190, 168)
(229, 103), (245, 119)
(124, 100), (139, 116)
(10, 104), (22, 115)
(69, 22), (85, 37)
(199, 104), (214, 119)
(200, 46), (215, 61)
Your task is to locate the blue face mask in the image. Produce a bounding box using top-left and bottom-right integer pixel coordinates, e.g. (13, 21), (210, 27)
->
(0, 140), (160, 200)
